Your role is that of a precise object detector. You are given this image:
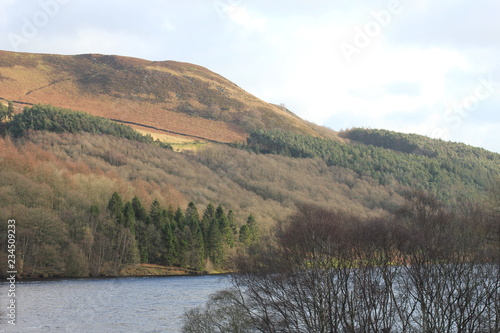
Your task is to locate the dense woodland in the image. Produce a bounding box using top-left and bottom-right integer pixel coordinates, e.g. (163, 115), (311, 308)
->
(242, 129), (500, 202)
(0, 104), (499, 278)
(0, 105), (262, 277)
(0, 128), (397, 277)
(0, 132), (259, 277)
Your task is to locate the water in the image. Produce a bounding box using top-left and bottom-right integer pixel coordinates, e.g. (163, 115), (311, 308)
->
(0, 275), (231, 333)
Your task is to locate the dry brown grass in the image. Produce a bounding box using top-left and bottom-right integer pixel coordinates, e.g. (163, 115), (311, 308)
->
(0, 50), (339, 142)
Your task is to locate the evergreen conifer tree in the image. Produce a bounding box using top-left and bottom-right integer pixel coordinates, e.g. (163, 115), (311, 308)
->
(192, 222), (205, 271)
(207, 217), (224, 267)
(226, 210), (237, 247)
(239, 214), (258, 245)
(149, 199), (164, 229)
(201, 203), (216, 246)
(174, 207), (185, 230)
(131, 196), (148, 222)
(123, 201), (136, 233)
(186, 202), (200, 231)
(163, 221), (176, 266)
(107, 192), (124, 224)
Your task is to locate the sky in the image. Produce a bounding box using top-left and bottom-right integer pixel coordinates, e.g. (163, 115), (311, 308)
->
(1, 0), (499, 153)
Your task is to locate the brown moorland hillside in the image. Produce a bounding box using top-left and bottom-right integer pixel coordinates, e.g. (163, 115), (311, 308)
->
(0, 50), (337, 143)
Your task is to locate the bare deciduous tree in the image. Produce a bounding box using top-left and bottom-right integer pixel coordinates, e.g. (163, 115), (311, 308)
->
(184, 195), (499, 333)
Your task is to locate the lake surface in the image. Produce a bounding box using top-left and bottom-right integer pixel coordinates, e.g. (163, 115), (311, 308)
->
(0, 275), (231, 333)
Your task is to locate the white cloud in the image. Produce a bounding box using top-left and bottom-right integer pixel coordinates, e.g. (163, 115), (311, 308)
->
(255, 25), (471, 125)
(0, 0), (16, 26)
(161, 17), (176, 32)
(451, 122), (499, 151)
(27, 28), (156, 59)
(401, 112), (449, 140)
(0, 0), (498, 152)
(339, 46), (470, 112)
(226, 5), (268, 32)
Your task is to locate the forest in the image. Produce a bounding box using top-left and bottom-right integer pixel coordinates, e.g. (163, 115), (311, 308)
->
(241, 129), (500, 203)
(0, 132), (259, 277)
(0, 105), (263, 277)
(0, 104), (499, 279)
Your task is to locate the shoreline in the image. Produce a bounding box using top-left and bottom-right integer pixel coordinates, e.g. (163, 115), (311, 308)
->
(0, 263), (232, 282)
(0, 271), (231, 283)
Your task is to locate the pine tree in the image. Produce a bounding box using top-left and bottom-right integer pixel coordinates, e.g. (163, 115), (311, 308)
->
(239, 224), (251, 245)
(239, 214), (259, 245)
(131, 196), (148, 222)
(201, 203), (216, 246)
(216, 205), (227, 231)
(226, 210), (237, 247)
(135, 221), (149, 263)
(246, 214), (258, 243)
(216, 204), (233, 247)
(191, 222), (205, 271)
(166, 205), (176, 228)
(207, 217), (224, 267)
(149, 199), (164, 229)
(176, 224), (190, 268)
(174, 207), (185, 230)
(185, 201), (200, 231)
(163, 221), (176, 266)
(107, 192), (124, 224)
(123, 201), (136, 233)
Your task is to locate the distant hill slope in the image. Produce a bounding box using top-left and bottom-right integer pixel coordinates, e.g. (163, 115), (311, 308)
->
(241, 129), (500, 203)
(0, 50), (335, 143)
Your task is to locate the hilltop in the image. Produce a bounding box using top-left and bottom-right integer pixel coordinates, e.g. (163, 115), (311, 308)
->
(0, 50), (337, 143)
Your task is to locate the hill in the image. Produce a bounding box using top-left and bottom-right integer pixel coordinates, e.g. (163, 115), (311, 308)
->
(241, 129), (500, 203)
(0, 50), (336, 143)
(0, 51), (498, 279)
(0, 129), (402, 278)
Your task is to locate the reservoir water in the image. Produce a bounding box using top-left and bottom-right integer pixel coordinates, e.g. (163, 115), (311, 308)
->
(0, 275), (231, 333)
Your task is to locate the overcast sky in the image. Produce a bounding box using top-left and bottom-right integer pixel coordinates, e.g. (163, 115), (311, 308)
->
(1, 0), (499, 153)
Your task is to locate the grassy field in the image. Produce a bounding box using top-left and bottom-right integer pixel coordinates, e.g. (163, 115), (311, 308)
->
(133, 127), (208, 151)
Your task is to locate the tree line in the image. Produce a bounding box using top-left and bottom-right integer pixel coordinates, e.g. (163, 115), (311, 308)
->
(341, 127), (500, 161)
(183, 190), (500, 332)
(105, 192), (259, 272)
(7, 104), (172, 149)
(240, 129), (500, 203)
(0, 187), (258, 278)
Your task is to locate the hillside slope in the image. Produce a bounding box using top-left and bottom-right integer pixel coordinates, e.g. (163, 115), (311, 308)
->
(242, 129), (500, 203)
(0, 130), (401, 277)
(0, 50), (334, 143)
(1, 51), (498, 279)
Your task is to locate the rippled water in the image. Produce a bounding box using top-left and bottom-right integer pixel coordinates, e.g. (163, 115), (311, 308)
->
(0, 275), (230, 333)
